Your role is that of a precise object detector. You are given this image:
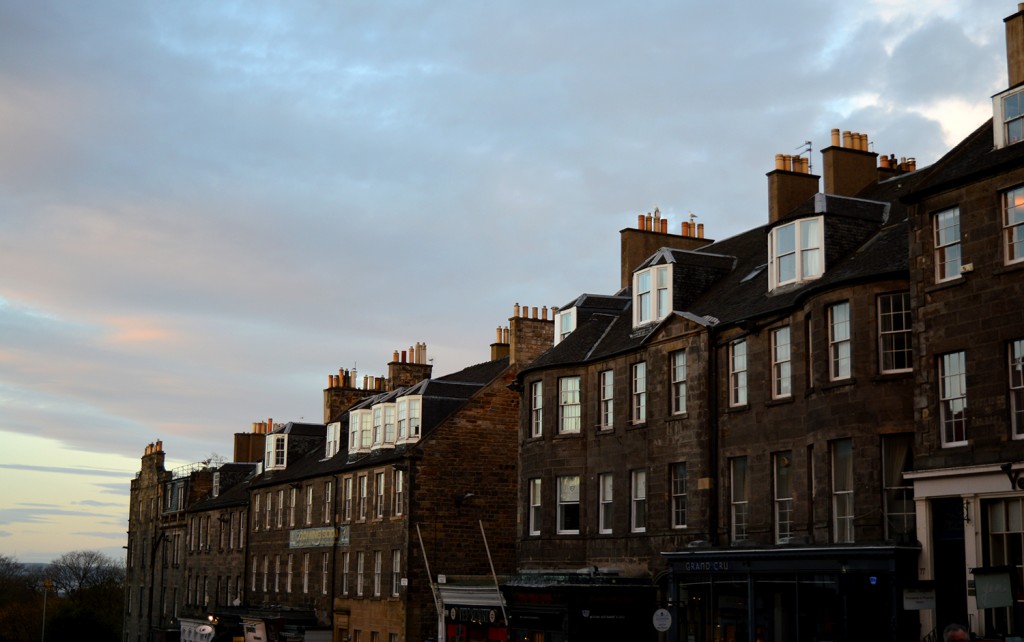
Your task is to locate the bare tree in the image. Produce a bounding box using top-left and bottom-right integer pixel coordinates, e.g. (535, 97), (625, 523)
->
(46, 550), (123, 597)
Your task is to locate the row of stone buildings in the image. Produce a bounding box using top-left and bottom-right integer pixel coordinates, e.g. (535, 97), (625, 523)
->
(126, 6), (1024, 642)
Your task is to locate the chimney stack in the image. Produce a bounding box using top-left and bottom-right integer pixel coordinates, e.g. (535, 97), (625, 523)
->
(821, 128), (878, 197)
(767, 151), (819, 223)
(619, 211), (714, 289)
(1007, 4), (1024, 88)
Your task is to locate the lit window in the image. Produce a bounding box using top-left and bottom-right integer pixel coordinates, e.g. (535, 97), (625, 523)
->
(358, 475), (368, 519)
(383, 404), (396, 445)
(372, 407), (383, 447)
(555, 308), (576, 344)
(772, 327), (791, 398)
(530, 381), (543, 437)
(940, 351), (968, 447)
(407, 398), (421, 439)
(1011, 340), (1024, 439)
(558, 376), (581, 434)
(768, 217), (823, 290)
(356, 552), (365, 597)
(632, 362), (647, 423)
(326, 422), (342, 458)
(392, 469), (404, 516)
(375, 472), (385, 519)
(1003, 186), (1024, 264)
(265, 434), (287, 470)
(878, 293), (912, 373)
(832, 439), (854, 543)
(774, 452), (793, 543)
(631, 470), (646, 533)
(373, 551), (382, 596)
(829, 302), (851, 380)
(633, 265), (671, 326)
(599, 370), (614, 430)
(729, 340), (748, 406)
(391, 550), (401, 596)
(598, 473), (613, 534)
(731, 458), (748, 542)
(557, 475), (580, 534)
(671, 463), (686, 528)
(671, 351), (687, 414)
(528, 479), (542, 536)
(934, 207), (962, 282)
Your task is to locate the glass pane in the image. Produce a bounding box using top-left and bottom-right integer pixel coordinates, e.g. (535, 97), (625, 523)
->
(1011, 500), (1023, 533)
(776, 224), (795, 254)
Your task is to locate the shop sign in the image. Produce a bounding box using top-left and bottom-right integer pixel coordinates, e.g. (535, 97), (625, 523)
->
(652, 608), (672, 632)
(289, 526), (347, 548)
(683, 561), (731, 572)
(446, 606), (501, 625)
(902, 588), (935, 610)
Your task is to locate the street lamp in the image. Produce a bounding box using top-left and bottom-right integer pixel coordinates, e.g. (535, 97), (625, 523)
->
(41, 578), (52, 642)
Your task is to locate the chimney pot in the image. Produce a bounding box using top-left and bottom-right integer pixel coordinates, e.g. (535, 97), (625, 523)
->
(697, 223), (705, 238)
(645, 213), (653, 230)
(831, 128), (840, 146)
(842, 130), (852, 148)
(775, 154), (785, 170)
(542, 306), (548, 320)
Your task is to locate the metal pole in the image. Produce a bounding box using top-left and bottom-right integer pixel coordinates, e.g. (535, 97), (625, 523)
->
(478, 520), (508, 625)
(41, 578), (51, 642)
(416, 524), (445, 642)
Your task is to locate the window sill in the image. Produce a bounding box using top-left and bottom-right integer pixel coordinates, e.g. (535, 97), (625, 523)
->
(725, 404), (750, 414)
(872, 371), (912, 383)
(764, 397), (794, 407)
(995, 260), (1024, 276)
(671, 412), (689, 419)
(821, 378), (855, 391)
(554, 431), (583, 439)
(925, 276), (964, 294)
(628, 421), (648, 429)
(595, 426), (615, 435)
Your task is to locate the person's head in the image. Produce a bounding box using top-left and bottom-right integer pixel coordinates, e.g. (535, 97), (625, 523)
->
(943, 623), (969, 642)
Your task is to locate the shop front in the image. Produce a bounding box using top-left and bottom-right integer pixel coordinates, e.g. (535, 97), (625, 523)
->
(663, 545), (920, 642)
(440, 585), (508, 642)
(502, 575), (656, 642)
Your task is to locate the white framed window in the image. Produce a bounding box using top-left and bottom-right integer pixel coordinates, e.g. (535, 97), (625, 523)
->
(383, 404), (396, 445)
(356, 551), (365, 597)
(251, 555), (258, 591)
(768, 217), (823, 290)
(323, 480), (333, 524)
(352, 409), (372, 452)
(671, 350), (687, 414)
(828, 302), (851, 380)
(274, 555), (280, 592)
(832, 439), (854, 543)
(878, 293), (912, 373)
(305, 485), (313, 525)
(343, 477), (353, 521)
(326, 421), (342, 458)
(599, 370), (614, 429)
(289, 487), (297, 527)
(558, 376), (581, 434)
(729, 339), (748, 406)
(528, 478), (542, 536)
(631, 469), (646, 533)
(264, 492), (272, 530)
(598, 473), (613, 534)
(391, 550), (401, 596)
(276, 489), (284, 528)
(1003, 186), (1024, 264)
(262, 555), (269, 592)
(322, 553), (329, 595)
(555, 308), (576, 344)
(286, 554), (293, 593)
(996, 87), (1024, 147)
(393, 469), (405, 516)
(1011, 339), (1024, 439)
(731, 457), (748, 542)
(671, 462), (687, 528)
(373, 551), (382, 596)
(632, 362), (647, 423)
(940, 351), (968, 446)
(557, 475), (580, 534)
(633, 265), (671, 326)
(341, 552), (350, 595)
(806, 313), (815, 388)
(372, 406), (383, 448)
(882, 434), (915, 541)
(774, 451), (793, 543)
(530, 381), (543, 437)
(302, 553), (310, 594)
(358, 475), (368, 519)
(934, 207), (962, 282)
(375, 471), (385, 519)
(395, 397), (423, 444)
(772, 327), (792, 399)
(265, 434), (287, 470)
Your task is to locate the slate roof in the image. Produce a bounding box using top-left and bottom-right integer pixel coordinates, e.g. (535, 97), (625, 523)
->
(521, 177), (927, 377)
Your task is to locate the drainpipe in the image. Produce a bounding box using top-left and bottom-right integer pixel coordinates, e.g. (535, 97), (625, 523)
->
(708, 325), (720, 547)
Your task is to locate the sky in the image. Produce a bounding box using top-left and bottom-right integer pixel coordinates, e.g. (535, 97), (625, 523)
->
(0, 1), (1011, 563)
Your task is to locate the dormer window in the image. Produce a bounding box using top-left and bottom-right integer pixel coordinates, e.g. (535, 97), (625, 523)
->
(768, 217), (823, 291)
(994, 87), (1024, 148)
(633, 265), (671, 327)
(265, 434), (287, 470)
(349, 409), (372, 454)
(554, 308), (576, 345)
(396, 396), (422, 444)
(326, 422), (342, 458)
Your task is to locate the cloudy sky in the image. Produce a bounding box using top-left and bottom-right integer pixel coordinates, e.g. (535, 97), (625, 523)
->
(0, 1), (1010, 563)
